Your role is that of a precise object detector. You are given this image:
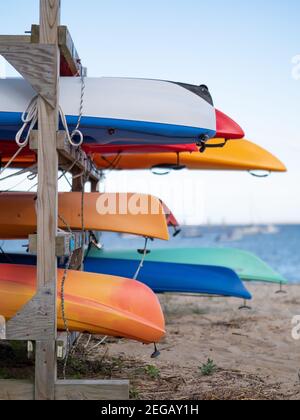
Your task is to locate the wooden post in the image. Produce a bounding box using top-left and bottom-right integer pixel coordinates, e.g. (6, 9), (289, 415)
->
(0, 1), (129, 401)
(35, 0), (60, 401)
(91, 180), (99, 193)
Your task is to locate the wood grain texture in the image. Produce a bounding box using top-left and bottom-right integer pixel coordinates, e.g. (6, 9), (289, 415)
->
(55, 380), (130, 401)
(39, 0), (61, 44)
(0, 316), (6, 340)
(0, 381), (34, 401)
(0, 380), (129, 401)
(5, 289), (56, 341)
(0, 35), (30, 43)
(58, 26), (81, 75)
(56, 132), (102, 182)
(0, 43), (57, 108)
(32, 25), (81, 76)
(30, 131), (101, 183)
(34, 0), (61, 401)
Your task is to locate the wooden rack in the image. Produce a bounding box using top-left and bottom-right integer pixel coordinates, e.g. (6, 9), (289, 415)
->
(0, 0), (129, 400)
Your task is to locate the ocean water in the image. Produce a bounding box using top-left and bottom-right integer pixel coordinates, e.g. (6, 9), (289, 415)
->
(1, 225), (299, 283)
(100, 224), (300, 284)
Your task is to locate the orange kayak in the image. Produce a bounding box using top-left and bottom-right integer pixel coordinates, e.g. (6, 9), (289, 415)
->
(0, 264), (166, 343)
(92, 139), (287, 172)
(0, 192), (169, 240)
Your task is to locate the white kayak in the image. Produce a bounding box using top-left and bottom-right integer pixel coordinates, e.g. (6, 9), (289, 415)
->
(0, 78), (216, 147)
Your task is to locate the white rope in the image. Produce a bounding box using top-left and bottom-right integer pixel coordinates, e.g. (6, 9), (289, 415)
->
(133, 237), (149, 280)
(15, 96), (38, 147)
(0, 96), (38, 177)
(59, 107), (83, 147)
(59, 74), (85, 148)
(0, 148), (24, 177)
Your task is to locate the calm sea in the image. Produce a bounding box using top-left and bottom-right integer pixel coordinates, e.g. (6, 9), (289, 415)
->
(1, 224), (299, 283)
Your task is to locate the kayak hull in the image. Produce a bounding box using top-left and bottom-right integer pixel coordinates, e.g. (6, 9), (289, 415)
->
(0, 77), (216, 145)
(92, 139), (287, 172)
(84, 258), (252, 299)
(95, 248), (287, 285)
(0, 192), (169, 241)
(0, 264), (166, 343)
(215, 109), (244, 139)
(0, 253), (252, 300)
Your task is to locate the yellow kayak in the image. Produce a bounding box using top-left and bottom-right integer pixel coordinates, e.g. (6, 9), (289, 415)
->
(0, 192), (169, 240)
(0, 264), (166, 343)
(92, 139), (287, 172)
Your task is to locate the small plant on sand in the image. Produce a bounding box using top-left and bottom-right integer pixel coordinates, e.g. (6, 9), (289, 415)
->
(200, 359), (217, 376)
(145, 365), (160, 379)
(130, 387), (140, 400)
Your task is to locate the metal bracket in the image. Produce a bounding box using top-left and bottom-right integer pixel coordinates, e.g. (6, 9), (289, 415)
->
(56, 332), (79, 360)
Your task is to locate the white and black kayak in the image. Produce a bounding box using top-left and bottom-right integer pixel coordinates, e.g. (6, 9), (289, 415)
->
(0, 78), (216, 147)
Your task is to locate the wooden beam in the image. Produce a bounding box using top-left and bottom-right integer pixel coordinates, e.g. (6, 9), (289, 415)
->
(34, 0), (61, 401)
(0, 23), (83, 78)
(0, 35), (30, 44)
(29, 232), (85, 258)
(0, 381), (34, 401)
(32, 24), (82, 76)
(57, 133), (101, 183)
(58, 26), (81, 76)
(0, 42), (57, 108)
(30, 131), (102, 183)
(0, 316), (5, 340)
(91, 179), (99, 193)
(5, 290), (58, 341)
(0, 380), (129, 401)
(55, 380), (130, 400)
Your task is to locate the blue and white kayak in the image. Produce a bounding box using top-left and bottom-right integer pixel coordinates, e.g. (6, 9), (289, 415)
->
(0, 78), (216, 147)
(0, 252), (252, 300)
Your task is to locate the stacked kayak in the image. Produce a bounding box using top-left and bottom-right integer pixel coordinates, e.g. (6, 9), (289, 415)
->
(89, 248), (287, 285)
(0, 192), (169, 240)
(0, 78), (217, 146)
(0, 264), (165, 343)
(0, 252), (252, 300)
(0, 70), (288, 349)
(92, 139), (287, 172)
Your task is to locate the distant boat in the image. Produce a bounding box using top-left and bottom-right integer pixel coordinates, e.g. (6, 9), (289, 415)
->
(262, 225), (280, 235)
(216, 230), (243, 243)
(217, 224), (280, 243)
(181, 226), (203, 238)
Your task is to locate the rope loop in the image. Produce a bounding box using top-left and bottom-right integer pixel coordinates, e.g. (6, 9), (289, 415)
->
(15, 95), (39, 148)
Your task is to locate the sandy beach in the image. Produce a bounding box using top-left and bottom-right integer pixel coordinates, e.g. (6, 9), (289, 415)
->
(1, 283), (300, 400)
(74, 283), (300, 400)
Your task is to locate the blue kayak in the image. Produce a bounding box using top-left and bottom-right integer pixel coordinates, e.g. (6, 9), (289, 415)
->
(0, 252), (252, 300)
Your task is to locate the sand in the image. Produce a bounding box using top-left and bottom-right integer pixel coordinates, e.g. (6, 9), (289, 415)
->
(1, 284), (300, 400)
(82, 284), (300, 400)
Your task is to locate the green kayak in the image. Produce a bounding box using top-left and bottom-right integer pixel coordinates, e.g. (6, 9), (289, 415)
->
(88, 247), (288, 285)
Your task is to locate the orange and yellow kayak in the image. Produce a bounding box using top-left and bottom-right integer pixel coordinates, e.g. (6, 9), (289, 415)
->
(0, 264), (166, 344)
(92, 139), (287, 172)
(0, 192), (169, 240)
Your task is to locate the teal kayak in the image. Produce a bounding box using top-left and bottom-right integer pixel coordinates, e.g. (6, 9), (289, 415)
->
(87, 248), (287, 285)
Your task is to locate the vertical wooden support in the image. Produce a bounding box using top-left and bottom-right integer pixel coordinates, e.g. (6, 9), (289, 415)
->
(35, 0), (60, 401)
(91, 180), (99, 193)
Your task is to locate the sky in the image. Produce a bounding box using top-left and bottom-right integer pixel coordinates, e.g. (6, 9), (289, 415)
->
(0, 0), (300, 224)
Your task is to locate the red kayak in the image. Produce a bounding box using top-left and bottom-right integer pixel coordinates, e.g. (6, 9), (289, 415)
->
(215, 109), (244, 140)
(0, 109), (244, 159)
